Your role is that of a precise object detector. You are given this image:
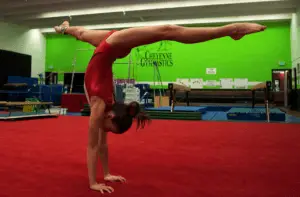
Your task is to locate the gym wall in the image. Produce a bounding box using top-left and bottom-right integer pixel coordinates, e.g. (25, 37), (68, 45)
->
(0, 50), (32, 87)
(45, 21), (291, 89)
(0, 21), (46, 78)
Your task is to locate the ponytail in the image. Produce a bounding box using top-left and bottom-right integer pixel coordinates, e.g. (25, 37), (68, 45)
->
(111, 101), (151, 134)
(127, 101), (151, 130)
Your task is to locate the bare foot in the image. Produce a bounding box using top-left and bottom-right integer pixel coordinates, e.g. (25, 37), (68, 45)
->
(54, 21), (70, 34)
(229, 23), (266, 40)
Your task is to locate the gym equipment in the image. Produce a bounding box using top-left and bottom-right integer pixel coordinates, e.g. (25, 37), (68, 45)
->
(123, 54), (140, 104)
(0, 101), (57, 120)
(0, 76), (63, 105)
(0, 76), (39, 101)
(226, 107), (285, 122)
(146, 110), (202, 120)
(146, 106), (206, 112)
(123, 54), (151, 104)
(39, 72), (64, 105)
(152, 61), (165, 107)
(251, 81), (272, 122)
(70, 48), (95, 93)
(168, 82), (191, 112)
(146, 82), (193, 120)
(145, 106), (205, 120)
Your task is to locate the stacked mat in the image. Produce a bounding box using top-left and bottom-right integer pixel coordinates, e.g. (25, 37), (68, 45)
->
(145, 106), (205, 120)
(227, 108), (286, 122)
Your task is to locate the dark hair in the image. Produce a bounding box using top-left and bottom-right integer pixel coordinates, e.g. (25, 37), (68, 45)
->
(110, 101), (150, 134)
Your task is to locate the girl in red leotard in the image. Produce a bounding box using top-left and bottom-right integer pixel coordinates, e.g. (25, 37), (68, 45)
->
(54, 20), (266, 193)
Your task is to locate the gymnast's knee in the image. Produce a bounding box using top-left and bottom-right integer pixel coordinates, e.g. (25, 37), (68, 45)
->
(160, 24), (182, 40)
(98, 144), (108, 153)
(76, 28), (86, 40)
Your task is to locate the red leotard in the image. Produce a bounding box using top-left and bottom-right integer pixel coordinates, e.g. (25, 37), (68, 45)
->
(84, 30), (131, 111)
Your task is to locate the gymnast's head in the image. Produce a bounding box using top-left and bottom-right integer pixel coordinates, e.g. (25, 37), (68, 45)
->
(103, 101), (150, 134)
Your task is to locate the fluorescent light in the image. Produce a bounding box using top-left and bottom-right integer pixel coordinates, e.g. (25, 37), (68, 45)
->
(37, 0), (285, 19)
(39, 13), (292, 33)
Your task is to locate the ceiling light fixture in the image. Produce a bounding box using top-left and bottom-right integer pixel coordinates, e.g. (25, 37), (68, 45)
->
(36, 0), (286, 19)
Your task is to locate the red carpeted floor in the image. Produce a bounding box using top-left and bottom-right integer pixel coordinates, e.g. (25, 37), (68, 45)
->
(0, 116), (300, 197)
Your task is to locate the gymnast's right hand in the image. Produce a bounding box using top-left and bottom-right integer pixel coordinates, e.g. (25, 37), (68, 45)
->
(90, 183), (114, 194)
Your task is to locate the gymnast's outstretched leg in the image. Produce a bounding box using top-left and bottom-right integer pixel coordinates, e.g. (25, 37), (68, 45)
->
(54, 21), (110, 47)
(55, 21), (266, 49)
(106, 23), (266, 49)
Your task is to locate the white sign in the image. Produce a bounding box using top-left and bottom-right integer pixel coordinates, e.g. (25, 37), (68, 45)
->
(176, 78), (190, 87)
(206, 68), (217, 75)
(190, 78), (203, 89)
(220, 78), (233, 89)
(234, 78), (248, 89)
(206, 80), (217, 87)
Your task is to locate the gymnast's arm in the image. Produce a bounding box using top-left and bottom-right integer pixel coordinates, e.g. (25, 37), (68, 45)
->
(98, 130), (110, 177)
(87, 98), (106, 186)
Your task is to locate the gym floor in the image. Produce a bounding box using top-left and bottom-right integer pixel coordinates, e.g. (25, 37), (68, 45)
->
(1, 112), (300, 197)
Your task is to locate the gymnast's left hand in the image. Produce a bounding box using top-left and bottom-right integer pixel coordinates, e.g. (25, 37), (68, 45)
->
(104, 174), (126, 183)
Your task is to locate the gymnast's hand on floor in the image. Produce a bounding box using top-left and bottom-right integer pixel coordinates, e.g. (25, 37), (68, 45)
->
(90, 183), (114, 194)
(104, 174), (126, 183)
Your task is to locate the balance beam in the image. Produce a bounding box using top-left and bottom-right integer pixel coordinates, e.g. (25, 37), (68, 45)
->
(0, 101), (53, 116)
(4, 101), (53, 106)
(3, 83), (28, 88)
(169, 83), (191, 92)
(0, 113), (58, 121)
(251, 82), (267, 108)
(251, 81), (272, 122)
(168, 83), (191, 112)
(251, 82), (266, 90)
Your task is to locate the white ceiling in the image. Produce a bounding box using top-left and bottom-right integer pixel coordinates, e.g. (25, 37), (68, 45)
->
(0, 0), (299, 33)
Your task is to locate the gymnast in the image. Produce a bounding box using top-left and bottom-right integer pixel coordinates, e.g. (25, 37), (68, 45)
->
(54, 20), (266, 193)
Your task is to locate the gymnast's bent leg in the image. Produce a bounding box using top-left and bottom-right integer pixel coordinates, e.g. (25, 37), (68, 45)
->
(54, 21), (110, 47)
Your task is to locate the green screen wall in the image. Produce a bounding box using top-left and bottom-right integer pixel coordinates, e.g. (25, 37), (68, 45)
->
(45, 21), (291, 89)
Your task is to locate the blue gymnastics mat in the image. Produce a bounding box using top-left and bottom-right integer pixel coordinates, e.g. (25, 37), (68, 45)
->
(227, 107), (286, 122)
(145, 106), (207, 113)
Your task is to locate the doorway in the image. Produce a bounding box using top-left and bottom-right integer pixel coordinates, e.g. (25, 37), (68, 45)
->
(271, 69), (292, 105)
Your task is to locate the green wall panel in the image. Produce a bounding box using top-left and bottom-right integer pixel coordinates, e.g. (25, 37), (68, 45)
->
(46, 22), (291, 88)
